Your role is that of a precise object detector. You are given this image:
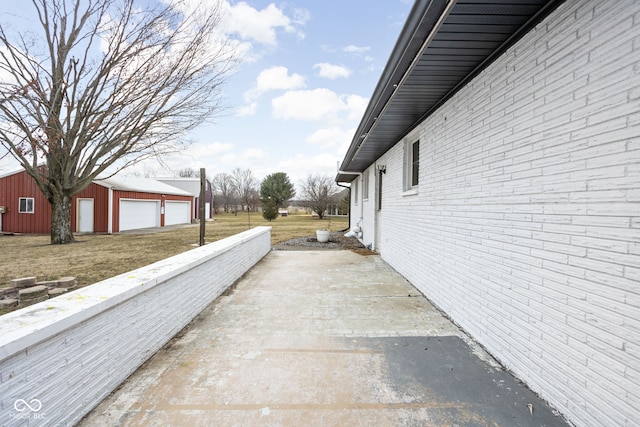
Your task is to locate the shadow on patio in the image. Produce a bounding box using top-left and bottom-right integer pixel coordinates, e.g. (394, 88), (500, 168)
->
(80, 250), (568, 426)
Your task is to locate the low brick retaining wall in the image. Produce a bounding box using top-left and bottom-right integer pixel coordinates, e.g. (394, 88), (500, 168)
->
(0, 226), (271, 426)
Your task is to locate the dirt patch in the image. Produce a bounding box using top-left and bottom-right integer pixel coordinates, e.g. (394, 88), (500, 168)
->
(350, 248), (378, 256)
(273, 232), (377, 255)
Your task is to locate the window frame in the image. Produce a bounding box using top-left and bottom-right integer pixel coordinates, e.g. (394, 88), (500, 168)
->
(411, 140), (420, 188)
(403, 138), (420, 194)
(18, 197), (34, 214)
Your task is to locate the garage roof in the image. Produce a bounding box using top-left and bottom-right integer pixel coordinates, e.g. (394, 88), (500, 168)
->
(336, 0), (563, 182)
(95, 176), (193, 197)
(0, 167), (193, 196)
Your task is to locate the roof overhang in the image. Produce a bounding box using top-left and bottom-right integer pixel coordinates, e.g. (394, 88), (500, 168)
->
(336, 0), (564, 183)
(94, 176), (194, 197)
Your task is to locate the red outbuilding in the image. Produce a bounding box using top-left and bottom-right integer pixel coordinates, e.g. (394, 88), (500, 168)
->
(0, 169), (195, 234)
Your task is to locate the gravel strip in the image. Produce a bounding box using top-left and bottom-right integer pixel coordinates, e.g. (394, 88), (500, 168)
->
(273, 232), (369, 251)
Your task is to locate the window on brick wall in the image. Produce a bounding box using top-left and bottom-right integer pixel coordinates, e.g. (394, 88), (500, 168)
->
(404, 139), (420, 191)
(18, 197), (34, 213)
(363, 170), (370, 201)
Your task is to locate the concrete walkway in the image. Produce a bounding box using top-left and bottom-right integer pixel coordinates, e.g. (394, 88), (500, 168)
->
(80, 251), (568, 426)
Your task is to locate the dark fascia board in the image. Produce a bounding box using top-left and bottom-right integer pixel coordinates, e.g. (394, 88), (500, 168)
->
(401, 0), (565, 141)
(338, 0), (450, 179)
(336, 0), (565, 183)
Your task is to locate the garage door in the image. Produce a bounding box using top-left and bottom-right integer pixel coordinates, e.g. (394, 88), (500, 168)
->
(165, 201), (191, 226)
(119, 199), (160, 231)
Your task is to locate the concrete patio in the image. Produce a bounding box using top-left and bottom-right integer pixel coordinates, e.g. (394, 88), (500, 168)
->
(79, 250), (569, 426)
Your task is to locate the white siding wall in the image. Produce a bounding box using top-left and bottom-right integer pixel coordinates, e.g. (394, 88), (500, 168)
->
(378, 1), (640, 426)
(0, 227), (271, 426)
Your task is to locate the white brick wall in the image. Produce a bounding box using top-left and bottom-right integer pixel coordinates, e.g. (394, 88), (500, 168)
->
(0, 226), (271, 426)
(368, 1), (640, 426)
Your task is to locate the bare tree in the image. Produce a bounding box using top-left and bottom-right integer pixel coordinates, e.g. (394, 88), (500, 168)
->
(301, 174), (340, 220)
(247, 188), (260, 212)
(178, 168), (198, 178)
(211, 172), (235, 213)
(0, 0), (237, 243)
(231, 168), (258, 213)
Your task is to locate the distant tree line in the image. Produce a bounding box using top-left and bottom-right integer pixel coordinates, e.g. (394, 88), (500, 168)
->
(210, 168), (260, 215)
(176, 167), (348, 219)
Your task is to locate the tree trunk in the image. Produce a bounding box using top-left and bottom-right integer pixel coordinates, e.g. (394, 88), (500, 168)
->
(50, 193), (75, 244)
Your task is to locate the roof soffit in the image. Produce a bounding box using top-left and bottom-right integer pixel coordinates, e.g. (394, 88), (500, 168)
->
(337, 0), (564, 181)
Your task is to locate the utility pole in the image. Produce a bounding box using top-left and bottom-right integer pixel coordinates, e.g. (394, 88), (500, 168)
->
(199, 168), (206, 246)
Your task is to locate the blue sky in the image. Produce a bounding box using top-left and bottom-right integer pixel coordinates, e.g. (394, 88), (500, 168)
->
(0, 0), (413, 186)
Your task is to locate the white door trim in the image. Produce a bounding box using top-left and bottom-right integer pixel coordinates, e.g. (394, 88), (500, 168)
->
(77, 198), (94, 233)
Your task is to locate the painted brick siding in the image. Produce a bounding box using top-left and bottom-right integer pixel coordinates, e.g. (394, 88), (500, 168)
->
(373, 1), (640, 426)
(0, 227), (271, 426)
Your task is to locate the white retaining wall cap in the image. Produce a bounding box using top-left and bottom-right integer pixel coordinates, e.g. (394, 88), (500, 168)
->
(0, 226), (271, 360)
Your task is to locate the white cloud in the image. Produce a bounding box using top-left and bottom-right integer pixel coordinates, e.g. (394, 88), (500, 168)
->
(277, 153), (342, 187)
(271, 88), (367, 122)
(344, 95), (368, 120)
(306, 127), (354, 150)
(244, 66), (306, 101)
(292, 8), (311, 26)
(344, 45), (371, 54)
(221, 153), (237, 164)
(243, 148), (267, 159)
(320, 44), (338, 54)
(194, 142), (235, 156)
(207, 148), (271, 180)
(313, 63), (351, 79)
(226, 39), (255, 62)
(167, 141), (235, 164)
(129, 140), (237, 176)
(336, 131), (356, 159)
(236, 102), (258, 116)
(219, 2), (303, 46)
(182, 141), (235, 163)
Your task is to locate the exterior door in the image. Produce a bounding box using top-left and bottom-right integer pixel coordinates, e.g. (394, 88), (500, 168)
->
(78, 198), (94, 233)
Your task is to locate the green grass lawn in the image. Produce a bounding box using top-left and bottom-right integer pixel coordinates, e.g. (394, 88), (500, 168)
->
(0, 213), (348, 288)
